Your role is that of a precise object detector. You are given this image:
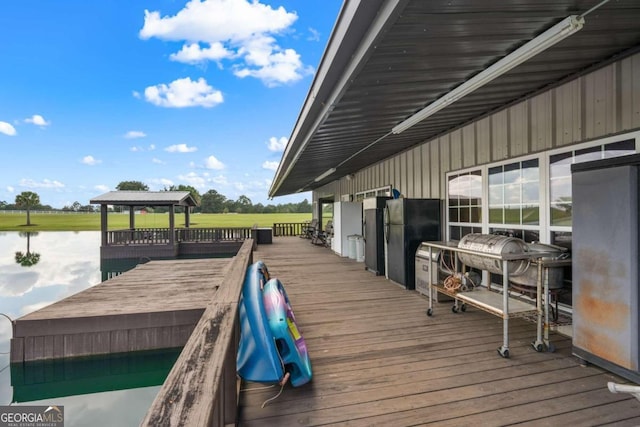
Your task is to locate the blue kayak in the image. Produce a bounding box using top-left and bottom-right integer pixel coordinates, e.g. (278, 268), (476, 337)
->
(236, 261), (312, 387)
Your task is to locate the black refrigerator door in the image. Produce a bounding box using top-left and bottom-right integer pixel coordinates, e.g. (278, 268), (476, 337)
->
(386, 224), (405, 286)
(364, 209), (385, 275)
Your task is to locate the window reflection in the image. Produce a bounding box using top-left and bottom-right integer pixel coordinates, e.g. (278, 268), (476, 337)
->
(549, 138), (635, 226)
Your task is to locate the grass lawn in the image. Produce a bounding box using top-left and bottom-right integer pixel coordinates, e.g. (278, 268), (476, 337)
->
(0, 212), (312, 232)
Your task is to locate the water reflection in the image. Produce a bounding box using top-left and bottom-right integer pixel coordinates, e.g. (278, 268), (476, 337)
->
(14, 232), (41, 268)
(0, 231), (172, 426)
(11, 348), (180, 403)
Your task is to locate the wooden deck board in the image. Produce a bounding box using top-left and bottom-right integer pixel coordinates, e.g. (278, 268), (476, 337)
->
(239, 238), (640, 426)
(21, 258), (231, 319)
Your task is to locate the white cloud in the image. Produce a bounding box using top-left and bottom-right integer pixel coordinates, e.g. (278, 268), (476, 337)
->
(94, 184), (109, 192)
(307, 27), (320, 42)
(19, 178), (65, 189)
(81, 155), (101, 165)
(267, 136), (287, 152)
(0, 121), (17, 136)
(262, 160), (279, 171)
(170, 42), (232, 64)
(165, 143), (197, 153)
(124, 130), (147, 139)
(148, 178), (174, 188)
(24, 114), (50, 127)
(233, 36), (310, 87)
(204, 155), (225, 170)
(177, 172), (206, 189)
(132, 91), (141, 99)
(152, 158), (165, 164)
(133, 144), (157, 152)
(211, 174), (228, 185)
(6, 186), (14, 193)
(144, 77), (223, 108)
(139, 0), (306, 87)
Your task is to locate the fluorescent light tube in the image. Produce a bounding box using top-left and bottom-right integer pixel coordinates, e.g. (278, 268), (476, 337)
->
(392, 15), (585, 135)
(314, 168), (336, 182)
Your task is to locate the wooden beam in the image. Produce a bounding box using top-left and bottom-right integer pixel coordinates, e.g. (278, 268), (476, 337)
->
(141, 239), (253, 426)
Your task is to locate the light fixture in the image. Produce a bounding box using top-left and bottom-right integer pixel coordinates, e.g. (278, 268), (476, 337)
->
(314, 167), (336, 182)
(392, 15), (585, 135)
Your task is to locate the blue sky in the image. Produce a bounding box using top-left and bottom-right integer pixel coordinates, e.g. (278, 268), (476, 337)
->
(0, 0), (342, 208)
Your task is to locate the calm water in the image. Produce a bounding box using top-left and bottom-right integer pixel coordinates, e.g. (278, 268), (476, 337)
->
(0, 231), (175, 426)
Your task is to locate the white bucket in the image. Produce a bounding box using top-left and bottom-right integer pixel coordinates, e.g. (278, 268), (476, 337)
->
(355, 236), (365, 262)
(347, 235), (357, 259)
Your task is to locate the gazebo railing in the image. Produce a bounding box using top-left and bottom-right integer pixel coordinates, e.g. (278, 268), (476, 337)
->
(106, 227), (253, 246)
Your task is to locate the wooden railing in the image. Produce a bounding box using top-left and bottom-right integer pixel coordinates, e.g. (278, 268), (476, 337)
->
(176, 227), (253, 242)
(272, 222), (309, 237)
(106, 227), (253, 246)
(141, 239), (254, 426)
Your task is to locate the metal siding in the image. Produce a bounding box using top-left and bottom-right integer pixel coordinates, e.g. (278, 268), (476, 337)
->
(492, 110), (509, 161)
(621, 54), (640, 131)
(476, 116), (491, 165)
(531, 91), (554, 152)
(463, 124), (476, 168)
(433, 138), (444, 199)
(421, 143), (430, 198)
(554, 78), (582, 147)
(413, 146), (423, 197)
(585, 65), (617, 139)
(509, 102), (529, 157)
(450, 130), (462, 171)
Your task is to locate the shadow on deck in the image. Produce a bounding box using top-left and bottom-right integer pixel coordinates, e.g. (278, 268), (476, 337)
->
(238, 237), (640, 426)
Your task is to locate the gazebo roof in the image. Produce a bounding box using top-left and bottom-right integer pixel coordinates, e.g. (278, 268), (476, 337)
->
(90, 191), (199, 207)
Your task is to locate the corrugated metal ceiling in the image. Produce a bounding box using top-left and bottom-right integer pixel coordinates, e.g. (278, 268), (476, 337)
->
(269, 0), (640, 197)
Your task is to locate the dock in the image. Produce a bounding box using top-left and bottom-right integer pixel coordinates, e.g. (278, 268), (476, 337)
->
(10, 257), (232, 363)
(235, 237), (640, 426)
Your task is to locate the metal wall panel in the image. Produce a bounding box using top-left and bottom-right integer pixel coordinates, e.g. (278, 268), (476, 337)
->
(510, 102), (529, 157)
(492, 110), (509, 161)
(476, 117), (491, 165)
(413, 146), (422, 198)
(531, 91), (553, 152)
(326, 53), (640, 206)
(585, 65), (617, 139)
(555, 78), (582, 147)
(463, 125), (476, 168)
(450, 130), (462, 171)
(621, 54), (640, 131)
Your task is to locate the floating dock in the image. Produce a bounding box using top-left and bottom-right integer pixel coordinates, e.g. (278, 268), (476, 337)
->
(10, 257), (231, 363)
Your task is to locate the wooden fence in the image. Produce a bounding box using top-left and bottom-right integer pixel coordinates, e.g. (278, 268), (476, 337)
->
(106, 227), (253, 246)
(141, 239), (254, 426)
(272, 222), (308, 237)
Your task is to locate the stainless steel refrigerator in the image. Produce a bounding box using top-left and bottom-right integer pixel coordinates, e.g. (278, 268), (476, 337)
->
(363, 196), (391, 275)
(384, 198), (442, 289)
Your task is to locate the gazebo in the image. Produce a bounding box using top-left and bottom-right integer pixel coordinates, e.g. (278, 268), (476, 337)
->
(90, 190), (199, 261)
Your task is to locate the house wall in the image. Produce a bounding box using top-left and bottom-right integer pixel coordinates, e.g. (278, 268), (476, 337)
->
(313, 52), (640, 204)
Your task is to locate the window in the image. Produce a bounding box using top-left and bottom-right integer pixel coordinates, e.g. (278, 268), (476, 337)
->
(549, 139), (635, 227)
(447, 170), (482, 240)
(489, 159), (540, 226)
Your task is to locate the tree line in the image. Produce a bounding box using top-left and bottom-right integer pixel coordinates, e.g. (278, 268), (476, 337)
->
(1, 181), (312, 216)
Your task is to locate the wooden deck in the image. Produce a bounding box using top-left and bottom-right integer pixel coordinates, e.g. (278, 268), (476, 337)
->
(11, 257), (231, 362)
(239, 237), (640, 426)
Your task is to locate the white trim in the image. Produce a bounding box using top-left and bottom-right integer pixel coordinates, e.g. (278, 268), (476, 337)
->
(445, 129), (640, 245)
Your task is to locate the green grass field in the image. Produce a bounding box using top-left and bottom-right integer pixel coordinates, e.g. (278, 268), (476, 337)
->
(0, 212), (312, 232)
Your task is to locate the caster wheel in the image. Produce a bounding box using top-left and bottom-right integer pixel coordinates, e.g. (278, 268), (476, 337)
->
(460, 304), (467, 312)
(426, 308), (433, 317)
(532, 342), (544, 352)
(452, 305), (458, 313)
(498, 348), (510, 358)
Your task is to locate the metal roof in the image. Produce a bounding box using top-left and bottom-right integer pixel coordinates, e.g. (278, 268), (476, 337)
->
(269, 0), (640, 197)
(90, 191), (198, 207)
